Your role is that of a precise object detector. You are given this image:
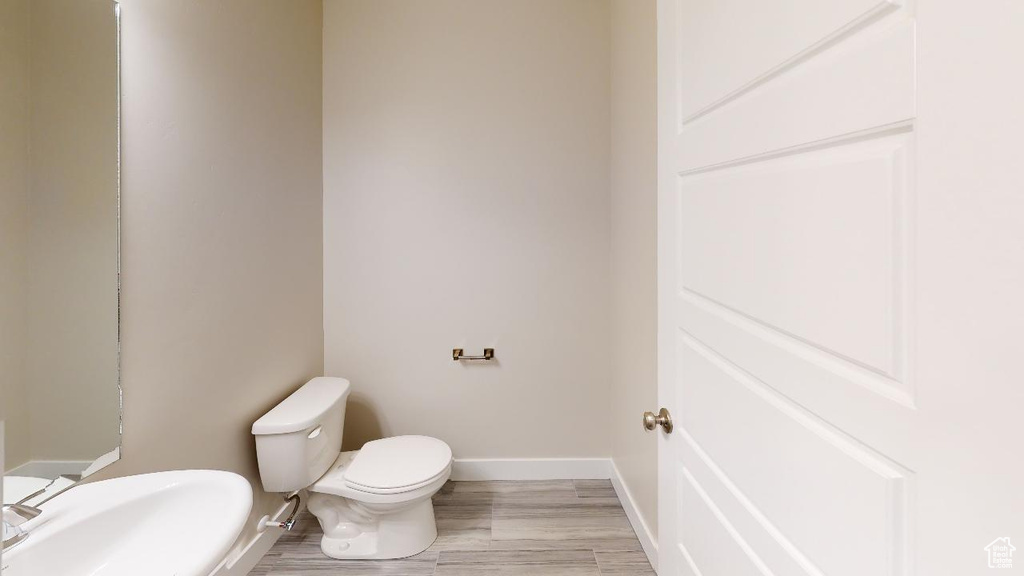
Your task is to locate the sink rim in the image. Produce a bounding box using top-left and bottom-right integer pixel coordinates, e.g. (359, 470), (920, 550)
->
(3, 469), (252, 576)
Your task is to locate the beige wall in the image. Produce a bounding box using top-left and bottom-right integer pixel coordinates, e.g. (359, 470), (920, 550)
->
(89, 0), (325, 549)
(323, 0), (613, 458)
(0, 0), (32, 470)
(609, 0), (659, 540)
(25, 0), (120, 463)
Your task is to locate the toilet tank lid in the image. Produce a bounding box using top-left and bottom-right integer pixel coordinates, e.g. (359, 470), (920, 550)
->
(251, 377), (351, 435)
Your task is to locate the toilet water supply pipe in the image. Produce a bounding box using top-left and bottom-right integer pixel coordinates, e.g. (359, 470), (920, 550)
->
(259, 492), (301, 532)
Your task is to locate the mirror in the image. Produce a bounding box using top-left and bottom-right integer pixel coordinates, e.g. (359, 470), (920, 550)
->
(0, 0), (121, 504)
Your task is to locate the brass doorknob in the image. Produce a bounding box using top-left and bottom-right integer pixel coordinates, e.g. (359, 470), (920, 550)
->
(642, 408), (673, 433)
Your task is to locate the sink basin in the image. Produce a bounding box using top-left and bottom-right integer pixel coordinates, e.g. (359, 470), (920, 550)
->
(2, 470), (252, 576)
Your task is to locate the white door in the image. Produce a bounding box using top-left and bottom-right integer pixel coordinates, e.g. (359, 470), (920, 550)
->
(656, 1), (1024, 575)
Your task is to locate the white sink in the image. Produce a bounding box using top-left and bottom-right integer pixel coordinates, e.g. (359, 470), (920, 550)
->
(2, 470), (252, 576)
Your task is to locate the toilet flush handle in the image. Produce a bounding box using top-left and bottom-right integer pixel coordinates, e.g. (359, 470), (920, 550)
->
(307, 426), (322, 439)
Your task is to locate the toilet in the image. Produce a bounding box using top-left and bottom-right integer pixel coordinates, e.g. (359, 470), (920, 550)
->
(251, 377), (452, 560)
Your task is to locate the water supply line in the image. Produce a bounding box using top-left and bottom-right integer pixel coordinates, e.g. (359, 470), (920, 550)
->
(259, 492), (301, 532)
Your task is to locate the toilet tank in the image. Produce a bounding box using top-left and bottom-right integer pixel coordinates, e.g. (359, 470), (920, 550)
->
(251, 377), (350, 493)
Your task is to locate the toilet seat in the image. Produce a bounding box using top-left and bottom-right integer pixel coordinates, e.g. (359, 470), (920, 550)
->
(346, 465), (451, 496)
(344, 435), (452, 494)
(311, 436), (452, 501)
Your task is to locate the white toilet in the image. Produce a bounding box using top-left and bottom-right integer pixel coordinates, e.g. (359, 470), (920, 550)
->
(251, 377), (452, 560)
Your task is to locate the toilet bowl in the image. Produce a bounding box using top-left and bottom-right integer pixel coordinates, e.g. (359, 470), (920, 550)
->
(252, 377), (452, 560)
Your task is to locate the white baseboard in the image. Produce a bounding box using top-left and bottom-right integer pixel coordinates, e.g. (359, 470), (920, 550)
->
(609, 460), (659, 572)
(7, 460), (92, 478)
(209, 496), (299, 576)
(450, 458), (613, 481)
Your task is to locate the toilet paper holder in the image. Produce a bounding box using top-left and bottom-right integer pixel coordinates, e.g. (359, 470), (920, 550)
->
(453, 348), (495, 361)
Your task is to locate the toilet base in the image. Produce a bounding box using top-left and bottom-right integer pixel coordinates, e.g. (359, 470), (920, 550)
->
(308, 492), (438, 560)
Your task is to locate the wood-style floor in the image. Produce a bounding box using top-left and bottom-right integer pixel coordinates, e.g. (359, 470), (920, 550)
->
(250, 479), (655, 575)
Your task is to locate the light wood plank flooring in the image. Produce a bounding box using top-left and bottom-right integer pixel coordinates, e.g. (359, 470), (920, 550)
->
(250, 480), (655, 575)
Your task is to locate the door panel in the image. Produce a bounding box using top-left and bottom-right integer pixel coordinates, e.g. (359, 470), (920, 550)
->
(676, 465), (774, 576)
(676, 335), (907, 576)
(678, 134), (908, 377)
(653, 0), (1024, 574)
(676, 21), (914, 173)
(676, 0), (902, 122)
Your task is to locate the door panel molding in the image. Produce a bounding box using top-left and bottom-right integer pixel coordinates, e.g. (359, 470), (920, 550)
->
(676, 21), (915, 172)
(675, 331), (911, 575)
(677, 133), (912, 381)
(679, 0), (904, 127)
(679, 464), (778, 576)
(678, 290), (914, 408)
